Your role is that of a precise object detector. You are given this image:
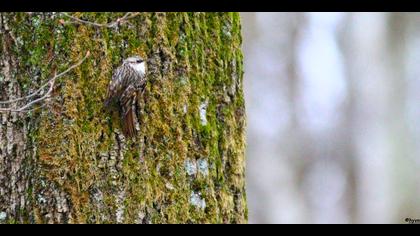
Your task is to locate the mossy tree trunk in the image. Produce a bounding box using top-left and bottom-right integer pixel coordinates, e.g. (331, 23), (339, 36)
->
(0, 12), (246, 224)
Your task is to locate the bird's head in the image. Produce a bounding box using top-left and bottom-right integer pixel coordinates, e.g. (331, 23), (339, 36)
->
(124, 55), (147, 76)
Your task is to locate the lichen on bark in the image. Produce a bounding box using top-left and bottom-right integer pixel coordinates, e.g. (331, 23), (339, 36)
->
(0, 12), (246, 224)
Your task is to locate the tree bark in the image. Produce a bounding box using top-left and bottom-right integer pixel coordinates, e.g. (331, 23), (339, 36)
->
(0, 12), (247, 224)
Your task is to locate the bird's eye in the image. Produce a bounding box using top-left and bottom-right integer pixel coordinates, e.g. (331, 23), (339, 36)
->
(137, 59), (143, 63)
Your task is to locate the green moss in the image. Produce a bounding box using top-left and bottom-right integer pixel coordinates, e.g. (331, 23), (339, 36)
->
(6, 12), (246, 224)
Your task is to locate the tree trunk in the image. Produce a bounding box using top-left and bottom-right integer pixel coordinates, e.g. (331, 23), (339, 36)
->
(0, 12), (247, 224)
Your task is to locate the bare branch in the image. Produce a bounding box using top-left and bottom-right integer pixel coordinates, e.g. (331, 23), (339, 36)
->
(21, 102), (48, 114)
(16, 80), (54, 112)
(0, 51), (90, 113)
(0, 82), (53, 113)
(60, 12), (140, 28)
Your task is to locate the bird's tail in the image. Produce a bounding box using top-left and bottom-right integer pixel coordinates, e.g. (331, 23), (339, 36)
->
(121, 106), (136, 138)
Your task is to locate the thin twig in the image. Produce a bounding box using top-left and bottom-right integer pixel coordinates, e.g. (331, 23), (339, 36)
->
(22, 102), (48, 113)
(61, 12), (140, 28)
(0, 51), (90, 113)
(1, 52), (89, 105)
(0, 80), (53, 113)
(16, 80), (54, 112)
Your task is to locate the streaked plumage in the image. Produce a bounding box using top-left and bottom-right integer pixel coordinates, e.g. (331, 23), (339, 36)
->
(104, 56), (147, 138)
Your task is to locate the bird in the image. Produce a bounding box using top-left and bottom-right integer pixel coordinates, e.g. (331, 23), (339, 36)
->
(104, 55), (148, 138)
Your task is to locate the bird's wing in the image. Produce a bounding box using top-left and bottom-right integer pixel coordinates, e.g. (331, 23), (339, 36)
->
(105, 64), (130, 107)
(104, 63), (144, 108)
(120, 84), (137, 137)
(107, 67), (123, 99)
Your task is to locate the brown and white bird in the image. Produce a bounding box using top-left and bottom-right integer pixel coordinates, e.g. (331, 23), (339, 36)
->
(104, 56), (148, 138)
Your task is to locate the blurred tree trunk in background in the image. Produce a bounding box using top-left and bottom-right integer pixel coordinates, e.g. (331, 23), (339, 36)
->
(340, 12), (412, 223)
(242, 12), (308, 223)
(0, 12), (247, 224)
(386, 13), (417, 221)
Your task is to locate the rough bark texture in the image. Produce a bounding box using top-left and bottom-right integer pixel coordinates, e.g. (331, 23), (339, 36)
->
(0, 12), (246, 224)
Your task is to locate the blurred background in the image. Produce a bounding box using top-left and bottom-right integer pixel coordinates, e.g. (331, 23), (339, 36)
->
(241, 12), (420, 224)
